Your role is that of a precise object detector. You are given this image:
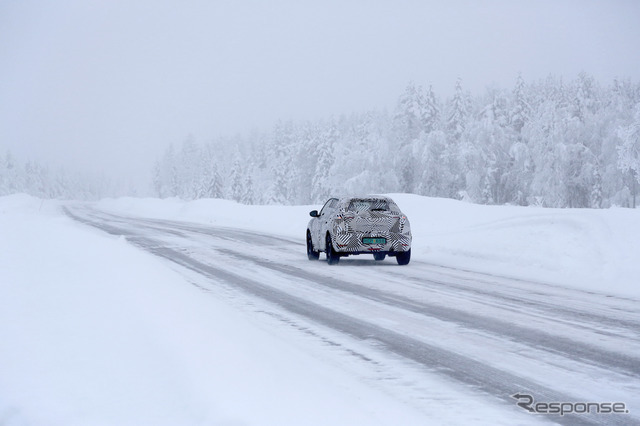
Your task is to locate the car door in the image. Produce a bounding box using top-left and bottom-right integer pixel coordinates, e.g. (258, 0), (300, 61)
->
(310, 199), (330, 249)
(317, 198), (338, 250)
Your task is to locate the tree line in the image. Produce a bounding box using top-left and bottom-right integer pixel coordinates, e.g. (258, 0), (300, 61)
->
(3, 74), (638, 207)
(0, 151), (131, 200)
(153, 73), (640, 208)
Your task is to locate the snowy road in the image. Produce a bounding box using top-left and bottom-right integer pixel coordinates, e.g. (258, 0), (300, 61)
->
(65, 205), (640, 425)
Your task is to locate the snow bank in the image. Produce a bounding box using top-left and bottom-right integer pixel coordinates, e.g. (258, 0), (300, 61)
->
(0, 194), (425, 425)
(0, 193), (60, 216)
(392, 193), (640, 298)
(98, 194), (640, 299)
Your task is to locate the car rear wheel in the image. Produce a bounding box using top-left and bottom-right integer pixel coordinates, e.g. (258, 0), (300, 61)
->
(326, 233), (340, 265)
(396, 249), (411, 265)
(307, 231), (319, 260)
(373, 253), (386, 261)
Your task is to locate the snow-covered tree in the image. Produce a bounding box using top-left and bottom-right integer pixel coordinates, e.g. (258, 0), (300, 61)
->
(393, 82), (425, 192)
(241, 172), (255, 205)
(447, 78), (470, 142)
(311, 121), (337, 202)
(200, 143), (223, 199)
(591, 165), (603, 208)
(510, 73), (530, 134)
(421, 85), (440, 133)
(617, 104), (640, 207)
(394, 82), (426, 143)
(266, 121), (296, 204)
(229, 157), (244, 202)
(144, 74), (640, 209)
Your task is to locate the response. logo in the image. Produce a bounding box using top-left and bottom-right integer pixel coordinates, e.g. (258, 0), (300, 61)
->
(511, 393), (629, 416)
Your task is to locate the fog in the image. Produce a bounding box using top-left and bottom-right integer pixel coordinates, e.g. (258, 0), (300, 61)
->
(1, 0), (639, 187)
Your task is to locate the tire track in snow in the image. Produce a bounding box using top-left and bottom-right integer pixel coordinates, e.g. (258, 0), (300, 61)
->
(94, 207), (640, 333)
(69, 207), (640, 375)
(214, 247), (640, 378)
(383, 262), (640, 332)
(64, 206), (640, 425)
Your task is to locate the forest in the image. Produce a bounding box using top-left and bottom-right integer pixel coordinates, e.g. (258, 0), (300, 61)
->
(3, 73), (640, 208)
(0, 152), (125, 201)
(151, 74), (640, 208)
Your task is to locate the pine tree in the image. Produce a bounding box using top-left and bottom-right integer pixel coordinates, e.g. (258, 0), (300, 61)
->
(241, 173), (255, 205)
(204, 166), (223, 199)
(156, 144), (179, 198)
(4, 151), (20, 194)
(393, 82), (429, 192)
(178, 135), (200, 199)
(268, 121), (295, 204)
(311, 122), (337, 202)
(482, 174), (494, 204)
(422, 85), (440, 133)
(447, 78), (469, 142)
(616, 104), (640, 207)
(229, 158), (244, 202)
(574, 72), (598, 121)
(591, 165), (603, 208)
(510, 74), (530, 134)
(394, 82), (425, 142)
(152, 159), (163, 197)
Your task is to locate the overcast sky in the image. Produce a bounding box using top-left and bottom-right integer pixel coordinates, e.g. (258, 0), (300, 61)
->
(1, 0), (639, 185)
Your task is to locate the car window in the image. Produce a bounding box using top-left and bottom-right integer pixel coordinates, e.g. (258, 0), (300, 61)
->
(347, 199), (389, 212)
(320, 198), (338, 216)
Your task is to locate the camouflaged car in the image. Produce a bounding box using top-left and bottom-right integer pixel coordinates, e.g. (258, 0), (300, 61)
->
(306, 196), (412, 265)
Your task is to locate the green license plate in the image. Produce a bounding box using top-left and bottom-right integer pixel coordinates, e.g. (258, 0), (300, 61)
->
(363, 237), (386, 245)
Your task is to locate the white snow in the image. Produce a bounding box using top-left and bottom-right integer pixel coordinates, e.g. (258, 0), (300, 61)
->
(0, 194), (427, 425)
(2, 192), (639, 425)
(97, 193), (640, 299)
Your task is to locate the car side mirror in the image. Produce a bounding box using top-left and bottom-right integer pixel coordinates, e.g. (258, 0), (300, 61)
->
(309, 210), (319, 217)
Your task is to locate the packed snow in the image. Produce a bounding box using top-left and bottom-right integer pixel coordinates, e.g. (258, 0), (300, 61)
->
(1, 192), (639, 425)
(97, 193), (640, 298)
(0, 194), (433, 425)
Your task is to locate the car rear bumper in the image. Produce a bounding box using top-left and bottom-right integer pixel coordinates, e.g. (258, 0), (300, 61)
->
(332, 231), (411, 254)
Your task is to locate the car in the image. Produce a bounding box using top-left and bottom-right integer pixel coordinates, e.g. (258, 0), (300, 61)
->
(306, 196), (412, 265)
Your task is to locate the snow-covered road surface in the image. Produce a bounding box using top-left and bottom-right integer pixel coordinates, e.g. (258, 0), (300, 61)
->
(64, 205), (640, 425)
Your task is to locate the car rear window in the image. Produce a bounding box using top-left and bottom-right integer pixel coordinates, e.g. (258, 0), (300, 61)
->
(347, 200), (389, 212)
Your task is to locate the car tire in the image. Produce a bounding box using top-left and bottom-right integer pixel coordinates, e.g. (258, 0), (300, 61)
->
(396, 249), (411, 265)
(326, 233), (340, 265)
(373, 253), (386, 261)
(307, 230), (320, 260)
